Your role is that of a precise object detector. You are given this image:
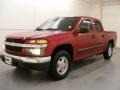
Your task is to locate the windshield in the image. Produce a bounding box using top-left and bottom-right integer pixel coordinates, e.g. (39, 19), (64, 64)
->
(37, 17), (79, 31)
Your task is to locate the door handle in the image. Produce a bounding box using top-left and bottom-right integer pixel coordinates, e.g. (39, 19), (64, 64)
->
(102, 34), (104, 37)
(92, 35), (96, 38)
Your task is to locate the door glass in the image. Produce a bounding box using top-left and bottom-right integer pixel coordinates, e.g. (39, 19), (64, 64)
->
(78, 20), (93, 33)
(95, 21), (103, 32)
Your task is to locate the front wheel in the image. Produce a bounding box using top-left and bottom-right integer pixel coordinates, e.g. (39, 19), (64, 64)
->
(103, 43), (113, 60)
(48, 50), (71, 80)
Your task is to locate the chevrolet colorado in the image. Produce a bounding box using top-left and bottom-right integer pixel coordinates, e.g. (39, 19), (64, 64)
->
(0, 16), (117, 80)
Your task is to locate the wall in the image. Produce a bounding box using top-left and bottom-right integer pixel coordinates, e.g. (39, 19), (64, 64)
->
(91, 2), (120, 47)
(0, 0), (120, 50)
(91, 4), (102, 20)
(0, 0), (92, 50)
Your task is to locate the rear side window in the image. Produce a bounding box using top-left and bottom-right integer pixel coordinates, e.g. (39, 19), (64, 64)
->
(95, 22), (103, 32)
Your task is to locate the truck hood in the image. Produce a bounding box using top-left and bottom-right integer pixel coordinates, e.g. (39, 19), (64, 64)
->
(7, 30), (64, 40)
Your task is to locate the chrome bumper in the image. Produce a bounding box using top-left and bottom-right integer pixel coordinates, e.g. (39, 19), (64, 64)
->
(1, 51), (51, 64)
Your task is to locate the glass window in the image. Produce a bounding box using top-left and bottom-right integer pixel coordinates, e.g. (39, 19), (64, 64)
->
(79, 20), (93, 33)
(37, 17), (79, 31)
(95, 22), (103, 32)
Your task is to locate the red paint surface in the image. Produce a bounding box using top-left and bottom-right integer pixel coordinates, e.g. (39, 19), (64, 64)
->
(6, 16), (117, 61)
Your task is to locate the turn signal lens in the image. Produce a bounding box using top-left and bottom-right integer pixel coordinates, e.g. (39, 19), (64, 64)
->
(37, 40), (48, 44)
(29, 39), (48, 44)
(29, 40), (36, 44)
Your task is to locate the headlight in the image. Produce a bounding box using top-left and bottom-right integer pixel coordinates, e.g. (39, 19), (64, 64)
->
(24, 48), (46, 56)
(29, 48), (41, 56)
(25, 39), (48, 56)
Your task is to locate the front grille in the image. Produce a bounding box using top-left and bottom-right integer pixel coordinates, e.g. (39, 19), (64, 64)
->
(5, 45), (23, 52)
(6, 38), (25, 43)
(5, 38), (24, 53)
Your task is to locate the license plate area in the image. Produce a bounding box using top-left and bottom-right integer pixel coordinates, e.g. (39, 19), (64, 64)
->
(5, 56), (12, 65)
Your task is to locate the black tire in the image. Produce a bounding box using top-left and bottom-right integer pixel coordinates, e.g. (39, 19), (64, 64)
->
(103, 43), (113, 60)
(48, 50), (71, 80)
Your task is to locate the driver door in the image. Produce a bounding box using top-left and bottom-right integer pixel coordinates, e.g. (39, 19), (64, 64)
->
(75, 18), (97, 61)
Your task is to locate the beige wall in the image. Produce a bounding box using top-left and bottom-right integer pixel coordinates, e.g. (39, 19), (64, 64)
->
(90, 2), (120, 47)
(0, 0), (91, 30)
(0, 0), (120, 50)
(0, 0), (92, 50)
(91, 4), (102, 20)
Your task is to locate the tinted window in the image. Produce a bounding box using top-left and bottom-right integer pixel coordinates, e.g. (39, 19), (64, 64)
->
(79, 20), (93, 33)
(37, 17), (79, 31)
(95, 22), (103, 32)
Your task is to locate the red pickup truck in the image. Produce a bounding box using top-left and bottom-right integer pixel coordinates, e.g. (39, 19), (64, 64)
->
(0, 16), (117, 80)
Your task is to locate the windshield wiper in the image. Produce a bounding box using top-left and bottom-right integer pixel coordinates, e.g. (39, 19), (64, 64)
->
(36, 28), (60, 31)
(36, 28), (44, 30)
(45, 28), (59, 31)
(46, 28), (57, 30)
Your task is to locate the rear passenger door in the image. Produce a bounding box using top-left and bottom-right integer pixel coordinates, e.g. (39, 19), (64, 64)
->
(94, 20), (105, 53)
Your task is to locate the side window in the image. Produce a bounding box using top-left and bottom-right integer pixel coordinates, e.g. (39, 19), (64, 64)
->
(78, 20), (93, 33)
(95, 22), (103, 32)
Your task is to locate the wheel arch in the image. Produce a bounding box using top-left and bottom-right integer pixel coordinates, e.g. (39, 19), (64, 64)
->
(108, 39), (114, 48)
(51, 44), (74, 62)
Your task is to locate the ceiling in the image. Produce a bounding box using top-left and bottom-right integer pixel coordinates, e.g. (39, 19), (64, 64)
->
(84, 0), (120, 4)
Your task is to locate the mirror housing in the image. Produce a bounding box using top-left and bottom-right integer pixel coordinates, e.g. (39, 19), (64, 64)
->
(78, 26), (89, 33)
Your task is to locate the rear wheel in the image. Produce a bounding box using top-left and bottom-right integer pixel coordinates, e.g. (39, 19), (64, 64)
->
(103, 43), (113, 60)
(48, 50), (71, 80)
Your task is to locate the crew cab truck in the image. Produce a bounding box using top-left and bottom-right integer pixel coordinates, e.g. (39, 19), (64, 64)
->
(0, 16), (117, 80)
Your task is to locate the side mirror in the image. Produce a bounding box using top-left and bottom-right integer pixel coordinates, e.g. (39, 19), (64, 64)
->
(78, 26), (89, 33)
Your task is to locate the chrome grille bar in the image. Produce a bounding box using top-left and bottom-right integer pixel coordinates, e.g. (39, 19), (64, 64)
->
(5, 42), (47, 48)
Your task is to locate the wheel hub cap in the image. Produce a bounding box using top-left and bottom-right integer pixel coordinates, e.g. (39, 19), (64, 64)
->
(108, 46), (112, 57)
(57, 56), (68, 75)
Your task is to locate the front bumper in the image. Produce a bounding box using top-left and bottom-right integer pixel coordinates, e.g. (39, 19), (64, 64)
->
(0, 51), (51, 71)
(1, 51), (51, 64)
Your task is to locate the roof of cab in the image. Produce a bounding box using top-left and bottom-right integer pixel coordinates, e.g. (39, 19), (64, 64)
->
(79, 16), (100, 21)
(57, 16), (100, 21)
(64, 16), (100, 21)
